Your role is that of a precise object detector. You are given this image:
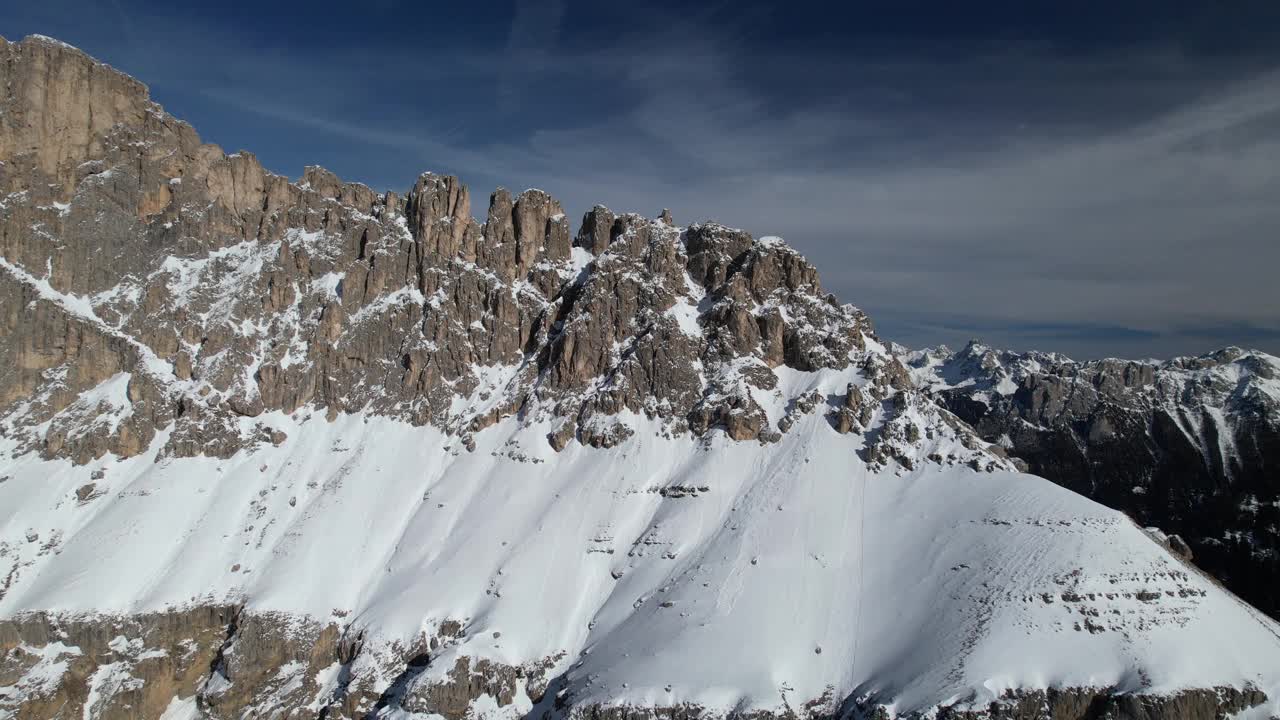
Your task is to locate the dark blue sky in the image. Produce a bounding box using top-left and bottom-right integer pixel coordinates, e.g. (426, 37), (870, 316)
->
(4, 1), (1279, 359)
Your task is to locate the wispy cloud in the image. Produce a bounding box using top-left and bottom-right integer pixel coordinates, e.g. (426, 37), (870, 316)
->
(498, 0), (566, 111)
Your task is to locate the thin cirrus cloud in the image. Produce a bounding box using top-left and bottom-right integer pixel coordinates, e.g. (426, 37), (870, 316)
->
(1, 0), (1278, 360)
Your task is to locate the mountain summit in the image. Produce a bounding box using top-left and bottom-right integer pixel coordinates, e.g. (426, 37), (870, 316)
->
(1, 34), (1278, 720)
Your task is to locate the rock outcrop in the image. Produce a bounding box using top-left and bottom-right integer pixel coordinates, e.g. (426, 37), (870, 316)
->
(0, 33), (913, 468)
(4, 606), (1268, 720)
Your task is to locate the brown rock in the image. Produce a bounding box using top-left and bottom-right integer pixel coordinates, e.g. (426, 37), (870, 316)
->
(575, 205), (616, 255)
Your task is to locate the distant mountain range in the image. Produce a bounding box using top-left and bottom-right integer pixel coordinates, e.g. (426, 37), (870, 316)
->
(905, 341), (1280, 620)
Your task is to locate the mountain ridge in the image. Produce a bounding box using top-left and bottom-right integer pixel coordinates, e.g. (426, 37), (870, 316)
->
(0, 31), (906, 466)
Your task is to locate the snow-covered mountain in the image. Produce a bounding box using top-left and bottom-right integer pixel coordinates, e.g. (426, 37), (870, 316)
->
(1, 34), (1278, 720)
(903, 341), (1280, 622)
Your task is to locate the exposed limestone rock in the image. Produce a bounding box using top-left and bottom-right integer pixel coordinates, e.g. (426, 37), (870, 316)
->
(575, 205), (616, 256)
(832, 382), (875, 434)
(688, 391), (768, 442)
(1, 604), (572, 720)
(6, 605), (1262, 720)
(548, 418), (577, 451)
(0, 35), (151, 196)
(922, 686), (1268, 720)
(0, 606), (236, 720)
(781, 389), (824, 434)
(407, 172), (471, 262)
(0, 31), (883, 467)
(399, 653), (560, 720)
(562, 686), (1268, 720)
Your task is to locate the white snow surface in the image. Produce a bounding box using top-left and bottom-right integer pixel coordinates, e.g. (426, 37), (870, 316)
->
(1, 402), (1278, 717)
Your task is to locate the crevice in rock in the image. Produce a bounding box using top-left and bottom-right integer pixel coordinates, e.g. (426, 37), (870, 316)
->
(196, 601), (245, 712)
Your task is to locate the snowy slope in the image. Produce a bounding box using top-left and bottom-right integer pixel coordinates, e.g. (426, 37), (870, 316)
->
(2, 396), (1279, 718)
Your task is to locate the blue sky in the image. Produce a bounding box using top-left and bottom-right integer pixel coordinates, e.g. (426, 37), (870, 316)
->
(4, 0), (1279, 359)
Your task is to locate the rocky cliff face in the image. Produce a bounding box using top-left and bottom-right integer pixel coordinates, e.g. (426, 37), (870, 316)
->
(0, 33), (908, 466)
(1, 34), (1280, 720)
(906, 341), (1280, 620)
